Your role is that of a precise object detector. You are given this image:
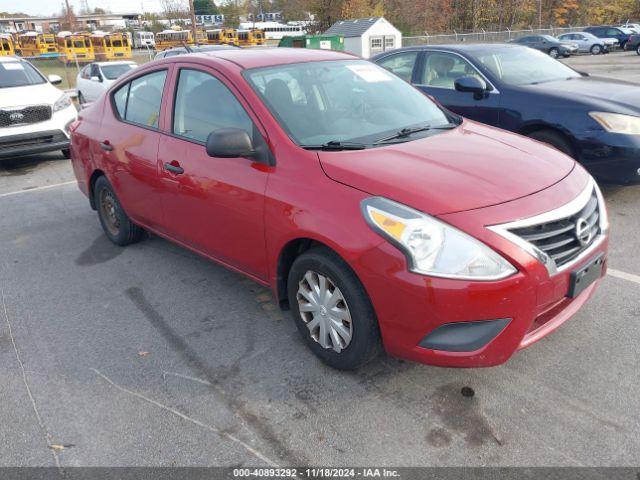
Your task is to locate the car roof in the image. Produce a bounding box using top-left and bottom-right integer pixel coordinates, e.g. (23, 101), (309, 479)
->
(95, 60), (136, 66)
(0, 56), (21, 63)
(172, 47), (356, 70)
(374, 43), (524, 55)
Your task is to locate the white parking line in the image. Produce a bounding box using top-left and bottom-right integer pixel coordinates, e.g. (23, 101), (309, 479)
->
(608, 268), (640, 285)
(0, 181), (76, 198)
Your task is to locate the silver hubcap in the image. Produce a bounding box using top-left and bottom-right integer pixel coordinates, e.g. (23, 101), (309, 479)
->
(296, 270), (352, 353)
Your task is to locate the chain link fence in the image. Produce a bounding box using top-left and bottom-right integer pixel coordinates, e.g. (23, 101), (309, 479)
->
(404, 26), (591, 46)
(24, 49), (155, 95)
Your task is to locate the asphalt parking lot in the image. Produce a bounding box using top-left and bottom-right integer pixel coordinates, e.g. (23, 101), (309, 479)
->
(1, 52), (639, 469)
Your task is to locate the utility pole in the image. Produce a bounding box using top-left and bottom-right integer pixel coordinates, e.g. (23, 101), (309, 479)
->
(188, 0), (198, 44)
(65, 0), (74, 31)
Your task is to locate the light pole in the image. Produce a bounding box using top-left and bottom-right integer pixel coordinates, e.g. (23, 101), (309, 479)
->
(538, 0), (542, 30)
(188, 0), (198, 44)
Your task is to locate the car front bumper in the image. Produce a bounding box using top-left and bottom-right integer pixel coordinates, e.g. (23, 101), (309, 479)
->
(353, 167), (608, 367)
(0, 104), (77, 159)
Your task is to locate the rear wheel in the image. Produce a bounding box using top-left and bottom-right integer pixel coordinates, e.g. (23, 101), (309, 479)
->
(549, 47), (559, 58)
(61, 148), (70, 158)
(636, 45), (640, 55)
(287, 247), (381, 370)
(590, 44), (603, 55)
(527, 129), (574, 158)
(94, 176), (143, 246)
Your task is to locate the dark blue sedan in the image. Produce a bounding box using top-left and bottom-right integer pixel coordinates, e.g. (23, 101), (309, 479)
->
(372, 44), (640, 184)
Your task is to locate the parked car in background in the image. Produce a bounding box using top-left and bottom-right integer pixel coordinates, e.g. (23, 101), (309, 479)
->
(619, 23), (640, 33)
(76, 61), (138, 104)
(624, 33), (640, 54)
(153, 43), (238, 60)
(584, 26), (632, 49)
(70, 48), (608, 370)
(510, 35), (577, 58)
(0, 56), (76, 159)
(557, 32), (608, 54)
(373, 44), (640, 184)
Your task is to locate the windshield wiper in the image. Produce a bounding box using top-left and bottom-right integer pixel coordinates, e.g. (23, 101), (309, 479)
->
(301, 141), (368, 151)
(374, 123), (457, 144)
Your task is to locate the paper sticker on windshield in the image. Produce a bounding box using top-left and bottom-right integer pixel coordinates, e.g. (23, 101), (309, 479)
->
(3, 63), (24, 70)
(346, 64), (392, 83)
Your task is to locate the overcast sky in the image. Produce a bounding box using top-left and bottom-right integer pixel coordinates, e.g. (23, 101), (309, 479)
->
(0, 0), (164, 16)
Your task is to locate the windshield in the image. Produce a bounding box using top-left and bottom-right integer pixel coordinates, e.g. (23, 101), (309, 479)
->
(0, 61), (46, 88)
(245, 60), (453, 146)
(101, 63), (136, 80)
(469, 47), (580, 86)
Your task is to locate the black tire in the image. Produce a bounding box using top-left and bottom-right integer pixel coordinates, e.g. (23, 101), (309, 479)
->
(93, 176), (143, 246)
(636, 44), (640, 55)
(78, 92), (86, 104)
(287, 247), (381, 370)
(527, 129), (574, 158)
(590, 44), (603, 55)
(549, 47), (559, 59)
(61, 148), (70, 158)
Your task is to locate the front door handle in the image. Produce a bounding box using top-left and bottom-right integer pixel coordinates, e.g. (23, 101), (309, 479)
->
(164, 162), (184, 175)
(100, 140), (113, 151)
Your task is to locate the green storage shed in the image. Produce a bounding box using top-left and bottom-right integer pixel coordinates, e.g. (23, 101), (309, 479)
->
(278, 35), (344, 51)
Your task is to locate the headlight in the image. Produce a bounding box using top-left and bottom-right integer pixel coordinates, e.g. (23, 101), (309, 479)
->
(53, 94), (72, 113)
(362, 197), (517, 280)
(589, 112), (640, 135)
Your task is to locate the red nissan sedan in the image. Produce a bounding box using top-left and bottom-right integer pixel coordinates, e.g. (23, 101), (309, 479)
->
(70, 49), (609, 370)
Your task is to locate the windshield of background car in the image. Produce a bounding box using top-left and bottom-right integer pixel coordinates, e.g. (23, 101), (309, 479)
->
(101, 63), (136, 80)
(470, 47), (581, 85)
(244, 60), (452, 146)
(0, 61), (45, 88)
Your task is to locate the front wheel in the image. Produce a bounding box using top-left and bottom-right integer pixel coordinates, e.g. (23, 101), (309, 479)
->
(636, 45), (640, 55)
(549, 47), (559, 59)
(590, 44), (603, 55)
(528, 129), (574, 158)
(287, 247), (381, 370)
(61, 148), (70, 158)
(94, 176), (144, 246)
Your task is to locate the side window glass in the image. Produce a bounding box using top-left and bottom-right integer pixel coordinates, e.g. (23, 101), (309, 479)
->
(377, 51), (418, 83)
(173, 69), (253, 143)
(125, 70), (167, 128)
(113, 82), (129, 118)
(91, 64), (100, 78)
(420, 53), (482, 89)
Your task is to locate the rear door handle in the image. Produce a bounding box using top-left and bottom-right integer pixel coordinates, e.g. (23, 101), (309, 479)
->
(100, 140), (113, 151)
(164, 162), (184, 175)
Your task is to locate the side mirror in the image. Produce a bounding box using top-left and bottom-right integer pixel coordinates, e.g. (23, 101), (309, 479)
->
(206, 128), (255, 158)
(454, 76), (488, 100)
(90, 76), (102, 83)
(48, 74), (62, 85)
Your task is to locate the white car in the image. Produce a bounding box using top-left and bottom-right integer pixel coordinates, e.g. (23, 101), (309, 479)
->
(0, 56), (77, 160)
(76, 61), (138, 104)
(557, 32), (610, 54)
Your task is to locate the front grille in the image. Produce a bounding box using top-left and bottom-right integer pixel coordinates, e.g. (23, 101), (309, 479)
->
(0, 105), (52, 127)
(0, 130), (67, 151)
(508, 189), (600, 269)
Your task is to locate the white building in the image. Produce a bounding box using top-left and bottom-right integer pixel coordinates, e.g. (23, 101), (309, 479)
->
(324, 17), (401, 58)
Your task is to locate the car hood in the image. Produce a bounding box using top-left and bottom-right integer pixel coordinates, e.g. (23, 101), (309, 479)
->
(0, 82), (60, 108)
(521, 76), (640, 113)
(319, 120), (575, 216)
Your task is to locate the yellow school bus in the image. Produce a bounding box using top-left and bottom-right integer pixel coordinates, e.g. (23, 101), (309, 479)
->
(237, 29), (265, 47)
(0, 34), (15, 56)
(206, 28), (238, 46)
(155, 29), (192, 51)
(195, 29), (207, 44)
(56, 31), (95, 63)
(18, 32), (58, 57)
(90, 32), (132, 60)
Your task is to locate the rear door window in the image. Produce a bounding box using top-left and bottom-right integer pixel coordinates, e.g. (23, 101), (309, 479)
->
(111, 70), (167, 129)
(377, 51), (419, 83)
